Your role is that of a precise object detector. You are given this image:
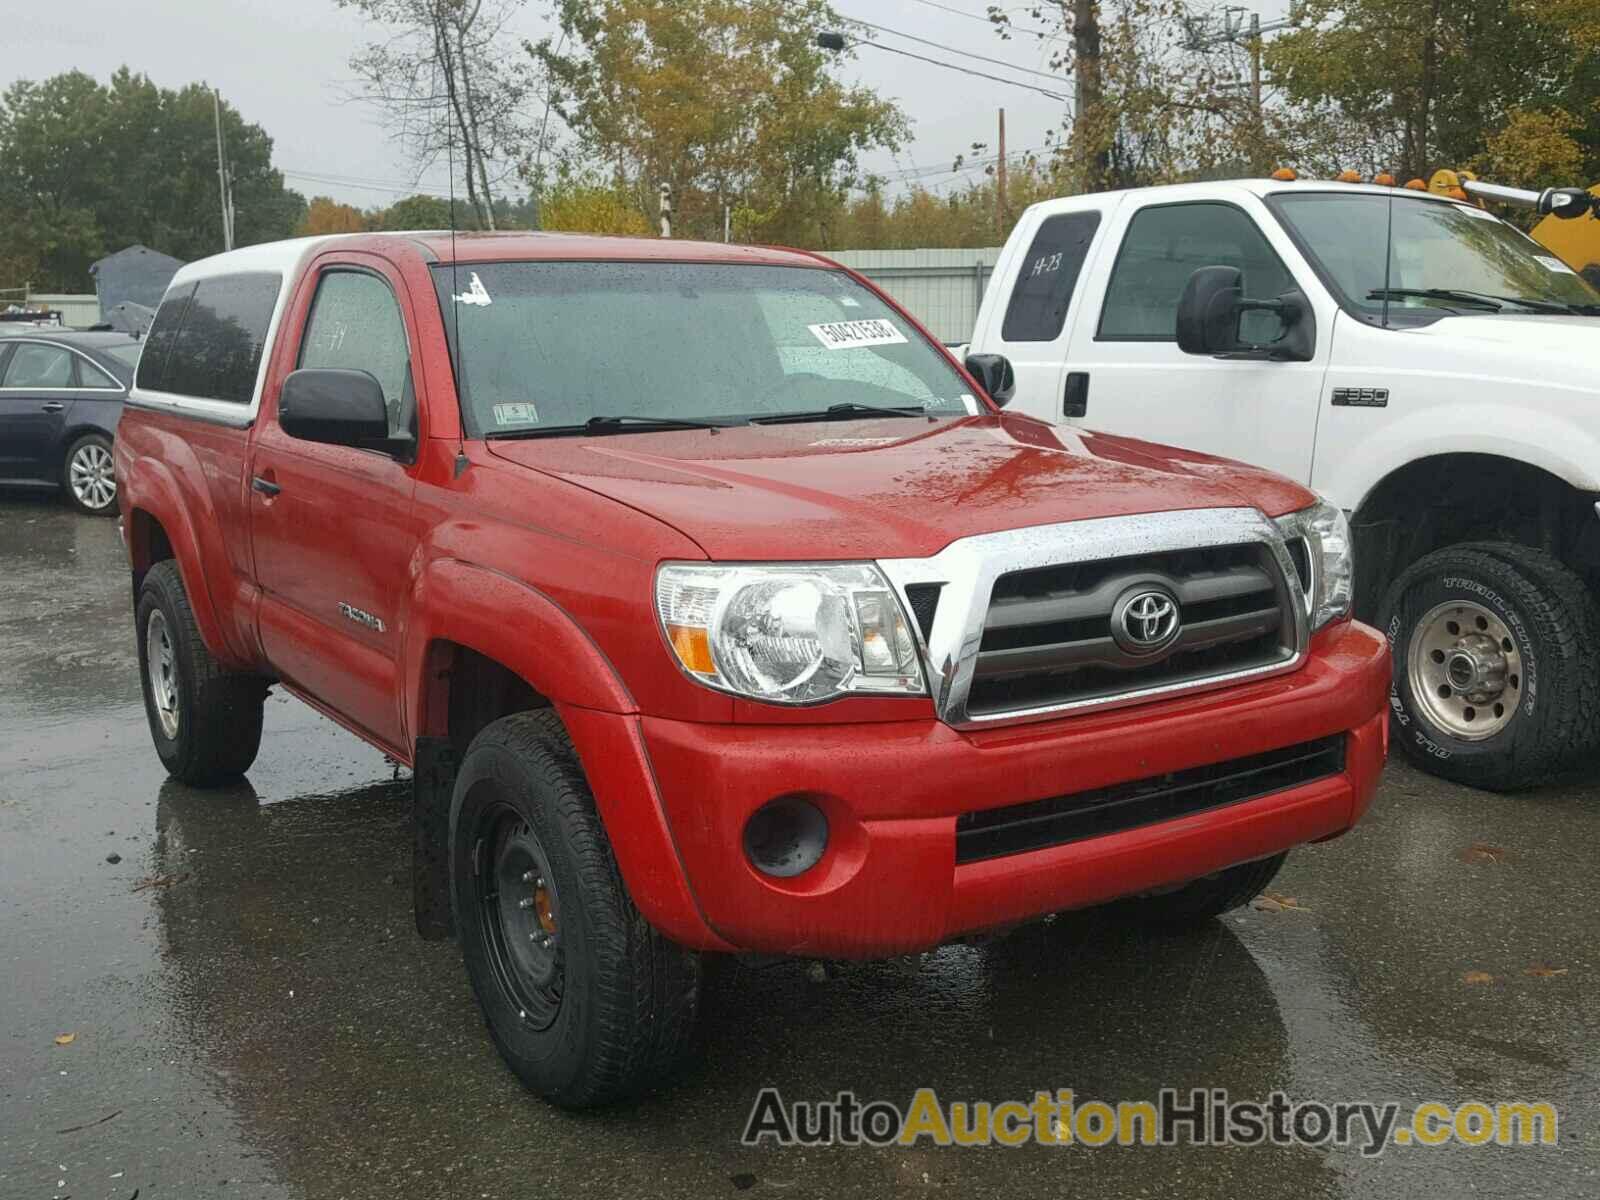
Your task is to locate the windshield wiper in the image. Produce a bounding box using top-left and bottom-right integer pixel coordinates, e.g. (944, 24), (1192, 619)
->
(486, 414), (739, 439)
(748, 402), (928, 426)
(1369, 288), (1599, 316)
(1367, 287), (1505, 311)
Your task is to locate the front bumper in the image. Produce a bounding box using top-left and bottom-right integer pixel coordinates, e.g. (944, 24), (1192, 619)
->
(575, 620), (1389, 958)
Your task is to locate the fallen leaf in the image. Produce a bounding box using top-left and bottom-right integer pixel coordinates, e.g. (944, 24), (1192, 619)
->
(1525, 966), (1569, 978)
(53, 1033), (75, 1046)
(131, 873), (190, 893)
(1462, 970), (1495, 985)
(1259, 891), (1310, 911)
(1458, 843), (1506, 865)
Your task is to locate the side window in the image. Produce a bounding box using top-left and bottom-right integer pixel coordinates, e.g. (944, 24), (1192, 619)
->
(1001, 211), (1102, 342)
(298, 270), (413, 436)
(1, 343), (74, 388)
(1098, 203), (1294, 341)
(76, 358), (122, 390)
(162, 273), (281, 404)
(136, 283), (196, 392)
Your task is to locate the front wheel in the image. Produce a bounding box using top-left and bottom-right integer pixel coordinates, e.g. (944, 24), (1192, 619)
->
(1378, 542), (1600, 790)
(1108, 854), (1287, 930)
(449, 710), (701, 1107)
(63, 433), (117, 515)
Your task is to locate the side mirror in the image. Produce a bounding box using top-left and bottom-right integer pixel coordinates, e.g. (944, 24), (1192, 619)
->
(964, 353), (1016, 408)
(278, 368), (409, 456)
(1176, 266), (1314, 362)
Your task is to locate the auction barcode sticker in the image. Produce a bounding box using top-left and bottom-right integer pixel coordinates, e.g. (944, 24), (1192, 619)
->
(808, 319), (908, 350)
(1535, 255), (1577, 276)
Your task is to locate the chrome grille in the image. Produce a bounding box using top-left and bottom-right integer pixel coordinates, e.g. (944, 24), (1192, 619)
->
(967, 543), (1293, 718)
(877, 508), (1309, 729)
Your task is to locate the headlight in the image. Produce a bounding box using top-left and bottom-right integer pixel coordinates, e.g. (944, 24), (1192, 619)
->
(655, 563), (925, 704)
(1276, 498), (1353, 632)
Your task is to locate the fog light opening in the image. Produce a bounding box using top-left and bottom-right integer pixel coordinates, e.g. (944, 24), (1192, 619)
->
(743, 797), (829, 879)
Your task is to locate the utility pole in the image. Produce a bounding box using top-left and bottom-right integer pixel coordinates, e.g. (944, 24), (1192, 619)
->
(1071, 0), (1105, 192)
(659, 182), (673, 239)
(1183, 5), (1294, 174)
(213, 89), (234, 252)
(996, 108), (1008, 237)
(1248, 11), (1262, 121)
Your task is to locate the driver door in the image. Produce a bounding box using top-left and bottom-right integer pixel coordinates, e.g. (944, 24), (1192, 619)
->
(1063, 197), (1330, 483)
(249, 254), (426, 752)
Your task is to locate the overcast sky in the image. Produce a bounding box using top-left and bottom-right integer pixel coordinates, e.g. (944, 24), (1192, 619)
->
(9, 0), (1286, 211)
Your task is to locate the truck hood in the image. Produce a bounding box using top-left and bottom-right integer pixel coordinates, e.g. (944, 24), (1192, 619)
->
(1406, 314), (1599, 385)
(485, 414), (1314, 560)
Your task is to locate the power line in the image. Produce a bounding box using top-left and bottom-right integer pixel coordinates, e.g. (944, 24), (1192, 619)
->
(840, 13), (1066, 84)
(900, 0), (1054, 39)
(834, 32), (1069, 103)
(281, 168), (455, 197)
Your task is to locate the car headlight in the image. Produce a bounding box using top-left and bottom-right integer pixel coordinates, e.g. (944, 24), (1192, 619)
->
(1276, 498), (1353, 632)
(655, 563), (925, 703)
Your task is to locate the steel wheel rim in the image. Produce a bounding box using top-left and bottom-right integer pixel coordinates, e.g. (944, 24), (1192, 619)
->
(145, 609), (180, 739)
(1407, 599), (1521, 740)
(70, 442), (116, 510)
(475, 801), (564, 1031)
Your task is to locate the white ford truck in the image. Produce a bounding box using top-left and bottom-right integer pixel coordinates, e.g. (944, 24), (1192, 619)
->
(966, 178), (1600, 789)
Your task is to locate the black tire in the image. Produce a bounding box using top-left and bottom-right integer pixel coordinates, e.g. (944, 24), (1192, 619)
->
(449, 710), (701, 1107)
(135, 560), (266, 786)
(1378, 542), (1600, 791)
(62, 432), (117, 515)
(1109, 853), (1287, 930)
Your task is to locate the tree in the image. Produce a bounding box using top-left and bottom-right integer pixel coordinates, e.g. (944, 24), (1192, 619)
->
(538, 176), (653, 235)
(1267, 0), (1600, 182)
(297, 196), (370, 235)
(339, 0), (536, 230)
(372, 193), (455, 229)
(989, 2), (1290, 193)
(0, 69), (305, 291)
(531, 0), (908, 244)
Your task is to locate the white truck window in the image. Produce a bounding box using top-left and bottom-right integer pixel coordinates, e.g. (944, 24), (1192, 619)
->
(1098, 203), (1294, 341)
(1269, 192), (1600, 323)
(1000, 211), (1101, 342)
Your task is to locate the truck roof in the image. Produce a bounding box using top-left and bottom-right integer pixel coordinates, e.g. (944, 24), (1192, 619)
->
(166, 231), (832, 290)
(1026, 177), (1468, 211)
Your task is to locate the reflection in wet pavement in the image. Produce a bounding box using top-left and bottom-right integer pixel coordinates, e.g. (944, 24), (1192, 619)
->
(2, 496), (1596, 1198)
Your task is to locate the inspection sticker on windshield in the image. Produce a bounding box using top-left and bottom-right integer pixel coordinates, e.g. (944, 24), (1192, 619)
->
(1535, 255), (1578, 275)
(492, 402), (539, 425)
(808, 319), (907, 350)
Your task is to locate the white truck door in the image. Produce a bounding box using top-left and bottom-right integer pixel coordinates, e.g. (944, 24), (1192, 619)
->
(1060, 194), (1331, 483)
(970, 200), (1110, 424)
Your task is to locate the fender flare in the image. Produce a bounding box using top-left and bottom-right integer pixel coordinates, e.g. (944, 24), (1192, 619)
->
(1334, 418), (1600, 517)
(121, 453), (247, 668)
(402, 558), (637, 733)
(401, 560), (726, 949)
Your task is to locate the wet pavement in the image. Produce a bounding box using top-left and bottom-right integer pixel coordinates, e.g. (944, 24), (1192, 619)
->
(1, 493), (1596, 1200)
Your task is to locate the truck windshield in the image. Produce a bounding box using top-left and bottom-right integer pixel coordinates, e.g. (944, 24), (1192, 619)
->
(429, 261), (982, 436)
(1269, 193), (1600, 322)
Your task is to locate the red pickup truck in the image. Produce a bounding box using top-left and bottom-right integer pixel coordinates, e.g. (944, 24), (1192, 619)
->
(116, 232), (1389, 1106)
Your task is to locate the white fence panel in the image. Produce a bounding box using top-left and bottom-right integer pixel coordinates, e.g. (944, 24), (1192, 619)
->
(828, 248), (1002, 345)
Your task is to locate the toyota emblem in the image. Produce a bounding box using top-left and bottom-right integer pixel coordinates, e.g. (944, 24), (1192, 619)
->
(1112, 587), (1181, 655)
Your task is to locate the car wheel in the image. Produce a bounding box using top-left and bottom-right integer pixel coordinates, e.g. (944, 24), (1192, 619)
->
(136, 561), (267, 785)
(1107, 853), (1287, 930)
(1378, 542), (1600, 791)
(450, 710), (701, 1108)
(63, 433), (117, 515)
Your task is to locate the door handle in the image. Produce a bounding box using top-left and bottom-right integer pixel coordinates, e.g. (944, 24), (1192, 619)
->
(41, 401), (65, 413)
(251, 475), (282, 497)
(1063, 372), (1089, 418)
